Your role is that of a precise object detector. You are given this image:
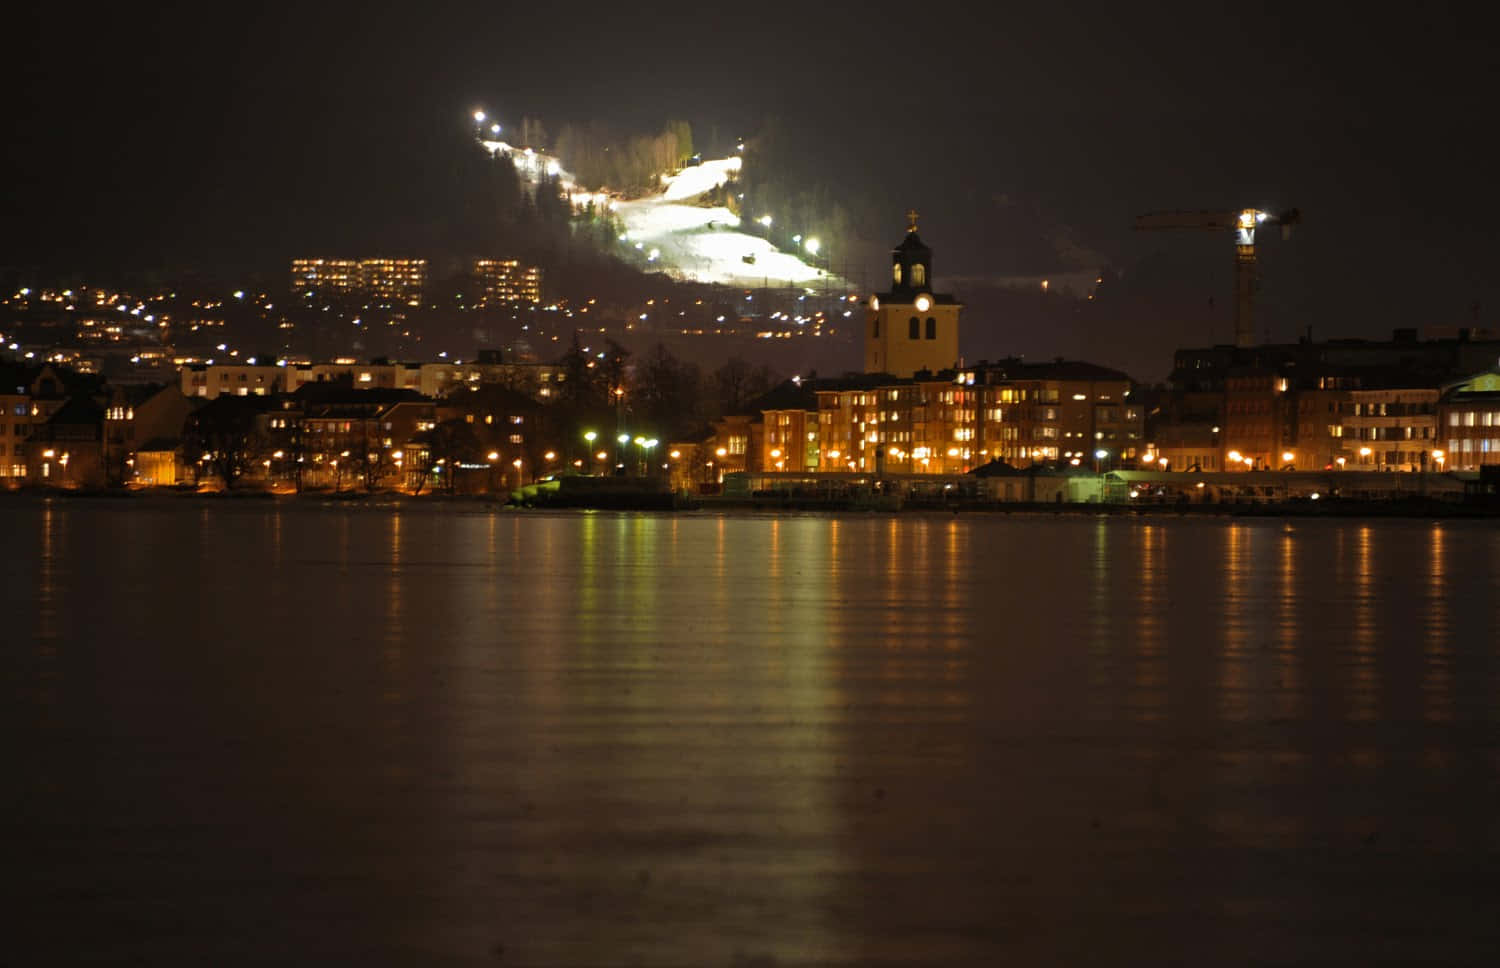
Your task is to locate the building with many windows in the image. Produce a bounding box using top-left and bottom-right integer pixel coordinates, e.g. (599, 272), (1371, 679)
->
(289, 259), (361, 300)
(1439, 368), (1500, 470)
(473, 259), (543, 305)
(358, 259), (427, 306)
(698, 360), (1141, 484)
(289, 258), (427, 306)
(1341, 385), (1439, 470)
(1, 363), (73, 480)
(180, 363), (286, 399)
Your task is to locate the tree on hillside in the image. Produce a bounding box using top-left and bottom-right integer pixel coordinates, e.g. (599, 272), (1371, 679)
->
(601, 338), (631, 402)
(635, 343), (704, 439)
(558, 333), (607, 408)
(712, 357), (778, 415)
(669, 120), (694, 167)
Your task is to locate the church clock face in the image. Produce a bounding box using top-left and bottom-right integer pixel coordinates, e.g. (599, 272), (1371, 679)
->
(914, 294), (932, 312)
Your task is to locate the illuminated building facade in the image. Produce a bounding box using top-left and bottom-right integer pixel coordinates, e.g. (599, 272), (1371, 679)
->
(180, 364), (285, 399)
(102, 384), (192, 485)
(1340, 387), (1438, 470)
(701, 362), (1141, 483)
(474, 259), (543, 305)
(1159, 330), (1500, 472)
(289, 258), (427, 306)
(0, 390), (36, 478)
(1439, 368), (1500, 469)
(290, 259), (361, 300)
(358, 259), (427, 307)
(1, 364), (69, 479)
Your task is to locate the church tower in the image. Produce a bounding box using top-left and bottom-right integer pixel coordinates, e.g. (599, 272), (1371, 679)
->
(863, 211), (963, 377)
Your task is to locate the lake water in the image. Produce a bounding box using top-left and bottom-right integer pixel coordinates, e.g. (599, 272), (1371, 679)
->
(4, 499), (1500, 966)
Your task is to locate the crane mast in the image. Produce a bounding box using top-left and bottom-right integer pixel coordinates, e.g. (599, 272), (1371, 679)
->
(1135, 207), (1300, 348)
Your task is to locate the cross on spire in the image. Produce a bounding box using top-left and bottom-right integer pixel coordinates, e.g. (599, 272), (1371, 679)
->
(906, 209), (920, 233)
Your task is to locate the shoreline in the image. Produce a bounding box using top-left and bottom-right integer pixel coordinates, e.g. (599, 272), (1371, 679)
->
(4, 486), (1499, 520)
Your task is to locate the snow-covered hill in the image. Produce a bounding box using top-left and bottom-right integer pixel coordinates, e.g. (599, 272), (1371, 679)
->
(614, 157), (838, 288)
(482, 137), (839, 289)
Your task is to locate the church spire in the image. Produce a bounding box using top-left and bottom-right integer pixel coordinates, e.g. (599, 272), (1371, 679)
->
(891, 212), (932, 294)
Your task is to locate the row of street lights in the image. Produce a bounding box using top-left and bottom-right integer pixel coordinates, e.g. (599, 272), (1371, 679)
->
(581, 429), (659, 475)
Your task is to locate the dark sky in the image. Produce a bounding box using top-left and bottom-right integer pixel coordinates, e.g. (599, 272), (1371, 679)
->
(4, 2), (1495, 379)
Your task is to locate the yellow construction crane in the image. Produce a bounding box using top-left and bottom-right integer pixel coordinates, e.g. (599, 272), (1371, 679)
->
(1135, 207), (1300, 348)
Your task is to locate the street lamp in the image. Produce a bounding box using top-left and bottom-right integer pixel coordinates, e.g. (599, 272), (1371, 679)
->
(487, 451), (500, 493)
(583, 430), (598, 473)
(616, 433), (629, 474)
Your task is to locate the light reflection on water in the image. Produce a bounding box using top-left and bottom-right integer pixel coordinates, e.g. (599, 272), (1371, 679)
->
(4, 502), (1500, 965)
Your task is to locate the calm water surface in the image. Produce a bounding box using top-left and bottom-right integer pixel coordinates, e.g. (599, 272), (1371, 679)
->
(3, 499), (1500, 966)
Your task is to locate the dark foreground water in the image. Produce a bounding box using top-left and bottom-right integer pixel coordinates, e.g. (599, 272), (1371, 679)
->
(3, 499), (1500, 966)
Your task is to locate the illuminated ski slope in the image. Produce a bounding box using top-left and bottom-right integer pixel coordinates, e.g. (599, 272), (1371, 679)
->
(614, 157), (838, 288)
(482, 134), (838, 289)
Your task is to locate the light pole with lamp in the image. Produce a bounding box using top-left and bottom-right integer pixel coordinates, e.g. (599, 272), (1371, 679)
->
(616, 433), (630, 475)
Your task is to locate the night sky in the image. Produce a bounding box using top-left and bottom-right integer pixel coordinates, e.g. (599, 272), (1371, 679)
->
(5, 3), (1494, 380)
